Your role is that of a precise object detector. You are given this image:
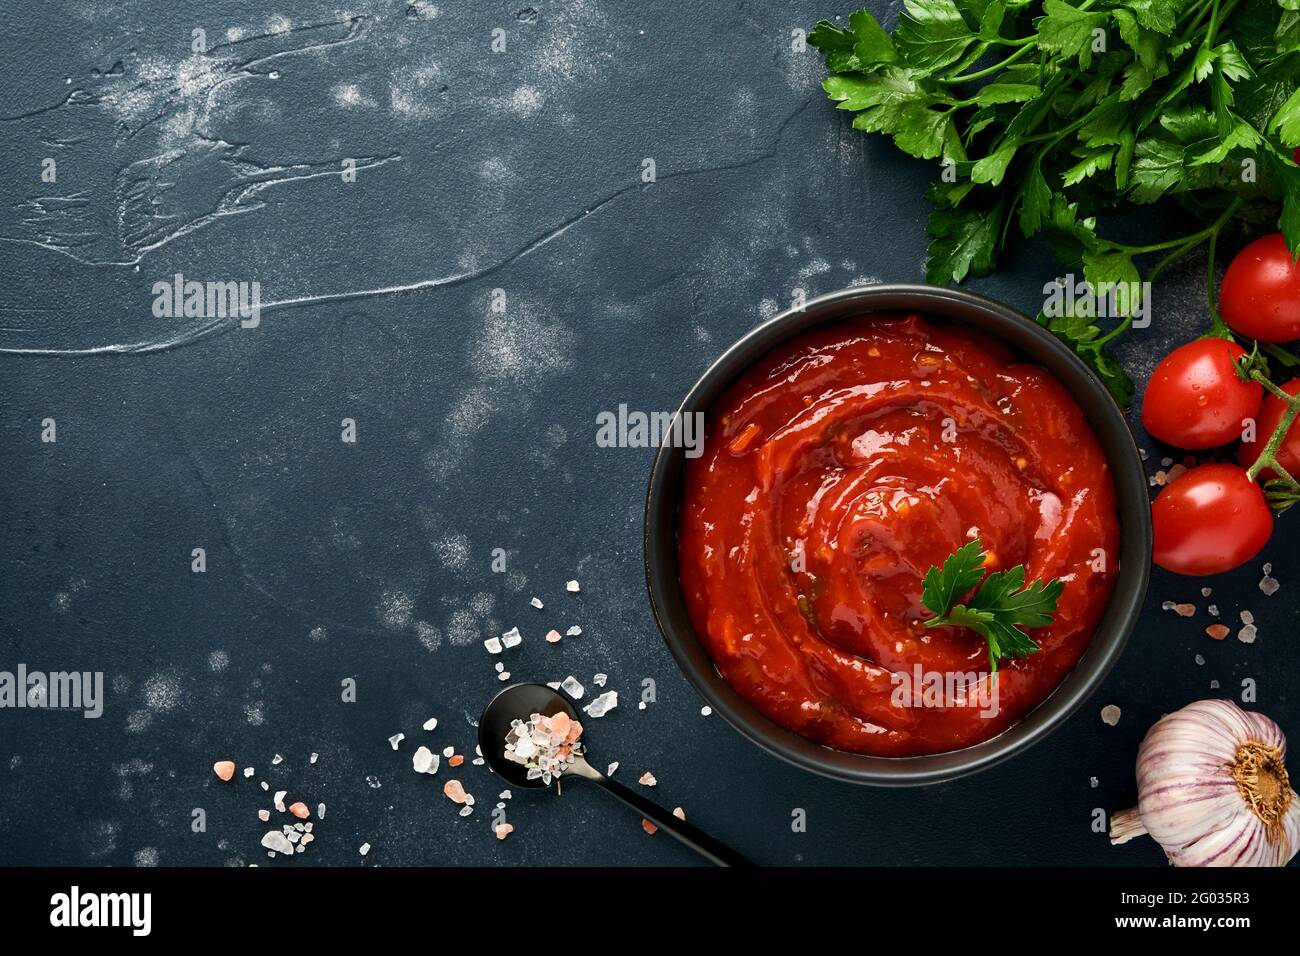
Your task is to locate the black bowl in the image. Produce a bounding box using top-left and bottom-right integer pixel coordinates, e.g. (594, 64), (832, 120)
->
(643, 284), (1151, 786)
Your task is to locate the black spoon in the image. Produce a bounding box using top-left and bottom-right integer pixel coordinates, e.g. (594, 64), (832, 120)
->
(478, 683), (751, 867)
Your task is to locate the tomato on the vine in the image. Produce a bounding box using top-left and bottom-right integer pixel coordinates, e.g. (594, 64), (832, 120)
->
(1219, 233), (1300, 342)
(1152, 463), (1273, 576)
(1238, 377), (1300, 480)
(1141, 338), (1261, 449)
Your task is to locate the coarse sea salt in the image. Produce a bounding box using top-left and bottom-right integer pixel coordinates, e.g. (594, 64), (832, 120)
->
(423, 717), (438, 731)
(583, 690), (617, 718)
(560, 676), (584, 699)
(261, 831), (294, 855)
(503, 712), (585, 786)
(566, 625), (582, 637)
(484, 636), (503, 654)
(530, 597), (544, 609)
(566, 580), (580, 593)
(388, 733), (405, 750)
(413, 746), (439, 775)
(501, 627), (523, 649)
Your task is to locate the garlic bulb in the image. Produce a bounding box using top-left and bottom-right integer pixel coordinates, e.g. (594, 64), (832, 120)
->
(1110, 699), (1300, 866)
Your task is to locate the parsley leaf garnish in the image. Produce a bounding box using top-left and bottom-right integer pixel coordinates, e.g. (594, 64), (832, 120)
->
(920, 539), (1065, 672)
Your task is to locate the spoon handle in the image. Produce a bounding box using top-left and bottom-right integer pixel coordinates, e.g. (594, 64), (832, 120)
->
(593, 776), (752, 867)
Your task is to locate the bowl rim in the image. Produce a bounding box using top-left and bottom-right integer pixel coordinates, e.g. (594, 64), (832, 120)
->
(643, 283), (1152, 786)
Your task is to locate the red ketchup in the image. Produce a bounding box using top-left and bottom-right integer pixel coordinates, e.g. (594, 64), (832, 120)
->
(678, 314), (1119, 756)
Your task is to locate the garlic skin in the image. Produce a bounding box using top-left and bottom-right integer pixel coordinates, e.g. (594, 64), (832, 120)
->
(1111, 699), (1300, 866)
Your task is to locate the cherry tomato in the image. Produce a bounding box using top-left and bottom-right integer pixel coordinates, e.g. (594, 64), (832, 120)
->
(1219, 233), (1300, 342)
(1152, 463), (1272, 576)
(1238, 377), (1300, 479)
(1141, 338), (1261, 449)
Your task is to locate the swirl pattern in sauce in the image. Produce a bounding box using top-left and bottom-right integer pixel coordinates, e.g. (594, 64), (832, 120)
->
(677, 314), (1120, 756)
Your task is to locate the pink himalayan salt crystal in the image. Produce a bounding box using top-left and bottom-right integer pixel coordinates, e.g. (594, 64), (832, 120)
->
(443, 779), (468, 804)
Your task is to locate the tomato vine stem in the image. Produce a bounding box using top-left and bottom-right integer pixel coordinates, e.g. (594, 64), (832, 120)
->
(1246, 370), (1300, 489)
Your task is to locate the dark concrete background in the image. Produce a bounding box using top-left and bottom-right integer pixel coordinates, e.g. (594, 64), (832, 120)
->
(0, 0), (1293, 866)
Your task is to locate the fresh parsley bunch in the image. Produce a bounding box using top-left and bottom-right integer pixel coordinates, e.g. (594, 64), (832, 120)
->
(810, 0), (1300, 403)
(921, 539), (1065, 672)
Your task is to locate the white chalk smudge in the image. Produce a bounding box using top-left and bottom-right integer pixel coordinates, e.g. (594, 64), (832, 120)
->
(434, 533), (471, 571)
(446, 608), (478, 647)
(142, 671), (184, 713)
(507, 85), (545, 118)
(333, 82), (377, 109)
(414, 620), (442, 652)
(376, 590), (415, 630)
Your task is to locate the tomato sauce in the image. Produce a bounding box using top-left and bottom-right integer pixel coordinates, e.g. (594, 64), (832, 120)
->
(677, 314), (1120, 756)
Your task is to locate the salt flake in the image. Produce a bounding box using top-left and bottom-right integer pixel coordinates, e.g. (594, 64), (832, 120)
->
(583, 690), (618, 718)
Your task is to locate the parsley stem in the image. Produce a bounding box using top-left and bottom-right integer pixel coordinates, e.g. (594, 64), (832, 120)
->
(942, 0), (1098, 88)
(1105, 198), (1241, 257)
(1204, 217), (1232, 339)
(1146, 242), (1198, 285)
(940, 42), (1035, 85)
(1180, 0), (1213, 35)
(1203, 0), (1223, 48)
(1182, 0), (1241, 45)
(1098, 200), (1241, 348)
(1094, 317), (1132, 348)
